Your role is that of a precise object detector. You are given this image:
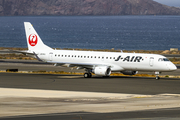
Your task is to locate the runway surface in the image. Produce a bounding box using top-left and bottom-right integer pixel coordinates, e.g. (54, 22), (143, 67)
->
(1, 59), (180, 120)
(0, 73), (180, 95)
(0, 73), (180, 119)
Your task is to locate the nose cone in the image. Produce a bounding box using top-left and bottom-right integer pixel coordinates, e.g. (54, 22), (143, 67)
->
(169, 63), (177, 71)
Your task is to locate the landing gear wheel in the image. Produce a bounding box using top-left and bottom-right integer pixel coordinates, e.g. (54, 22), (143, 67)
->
(156, 76), (160, 80)
(84, 73), (92, 78)
(84, 73), (88, 78)
(155, 72), (160, 80)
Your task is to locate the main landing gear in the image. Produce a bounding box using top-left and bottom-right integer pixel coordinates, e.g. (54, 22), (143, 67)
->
(84, 73), (92, 78)
(155, 72), (160, 80)
(84, 69), (92, 78)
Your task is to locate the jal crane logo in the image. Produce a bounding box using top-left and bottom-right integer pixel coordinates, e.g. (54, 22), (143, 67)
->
(28, 34), (38, 46)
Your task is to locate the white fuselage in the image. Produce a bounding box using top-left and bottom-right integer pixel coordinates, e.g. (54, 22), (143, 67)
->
(36, 49), (177, 72)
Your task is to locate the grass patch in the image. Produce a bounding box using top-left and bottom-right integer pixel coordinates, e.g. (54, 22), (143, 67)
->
(165, 75), (169, 78)
(0, 53), (36, 60)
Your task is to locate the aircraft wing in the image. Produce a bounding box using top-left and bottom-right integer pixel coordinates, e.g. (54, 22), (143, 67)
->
(9, 50), (34, 55)
(47, 61), (111, 69)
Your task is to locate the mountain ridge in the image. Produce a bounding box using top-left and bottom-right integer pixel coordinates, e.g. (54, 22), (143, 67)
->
(0, 0), (180, 16)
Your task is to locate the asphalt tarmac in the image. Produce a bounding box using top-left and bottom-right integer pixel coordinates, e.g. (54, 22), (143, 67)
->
(0, 59), (180, 120)
(2, 108), (180, 120)
(0, 73), (180, 95)
(0, 73), (180, 120)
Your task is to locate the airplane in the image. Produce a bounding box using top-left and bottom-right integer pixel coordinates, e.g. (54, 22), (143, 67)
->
(21, 22), (177, 79)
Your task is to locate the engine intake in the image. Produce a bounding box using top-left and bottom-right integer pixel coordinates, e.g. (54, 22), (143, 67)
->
(121, 71), (138, 75)
(93, 66), (111, 76)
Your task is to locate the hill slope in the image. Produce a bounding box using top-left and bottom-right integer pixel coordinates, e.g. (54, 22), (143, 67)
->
(0, 0), (180, 16)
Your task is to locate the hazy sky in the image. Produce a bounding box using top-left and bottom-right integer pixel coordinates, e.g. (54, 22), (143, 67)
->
(153, 0), (180, 7)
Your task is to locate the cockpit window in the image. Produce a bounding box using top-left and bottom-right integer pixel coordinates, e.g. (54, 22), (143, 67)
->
(158, 58), (170, 62)
(163, 58), (169, 61)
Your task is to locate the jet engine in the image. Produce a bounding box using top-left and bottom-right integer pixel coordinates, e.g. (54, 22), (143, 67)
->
(93, 66), (111, 76)
(121, 71), (138, 75)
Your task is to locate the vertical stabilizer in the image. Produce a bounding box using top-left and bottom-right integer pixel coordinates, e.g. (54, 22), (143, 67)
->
(24, 22), (53, 52)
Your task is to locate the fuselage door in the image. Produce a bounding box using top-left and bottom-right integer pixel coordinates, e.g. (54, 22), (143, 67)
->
(149, 57), (154, 67)
(49, 52), (53, 61)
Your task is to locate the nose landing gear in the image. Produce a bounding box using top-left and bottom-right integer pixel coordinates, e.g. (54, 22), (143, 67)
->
(155, 72), (160, 80)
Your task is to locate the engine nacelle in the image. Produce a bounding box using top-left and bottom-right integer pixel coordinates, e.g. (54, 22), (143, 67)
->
(121, 71), (138, 75)
(93, 66), (111, 76)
